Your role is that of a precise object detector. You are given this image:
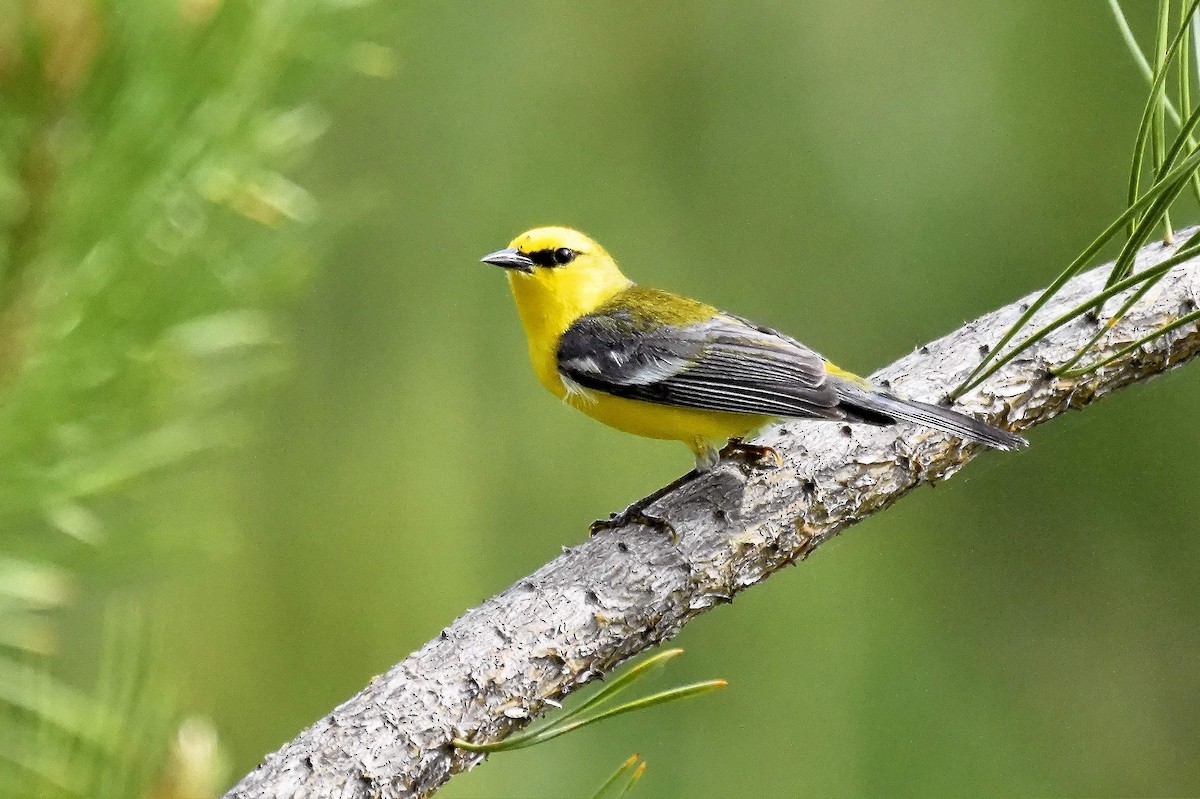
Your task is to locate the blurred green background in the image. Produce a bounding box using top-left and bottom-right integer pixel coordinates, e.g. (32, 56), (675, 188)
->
(5, 1), (1200, 797)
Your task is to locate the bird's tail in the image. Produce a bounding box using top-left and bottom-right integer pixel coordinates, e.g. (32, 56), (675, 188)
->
(835, 383), (1027, 451)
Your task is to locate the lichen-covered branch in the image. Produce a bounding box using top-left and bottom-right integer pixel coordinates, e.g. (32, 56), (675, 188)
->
(225, 234), (1200, 799)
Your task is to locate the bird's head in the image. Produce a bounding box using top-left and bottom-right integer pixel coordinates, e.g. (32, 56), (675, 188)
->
(481, 227), (632, 320)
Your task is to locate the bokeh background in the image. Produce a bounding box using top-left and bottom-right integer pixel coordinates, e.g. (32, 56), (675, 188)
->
(4, 1), (1199, 797)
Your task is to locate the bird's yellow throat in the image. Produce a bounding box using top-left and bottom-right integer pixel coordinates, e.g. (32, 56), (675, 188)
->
(503, 229), (632, 396)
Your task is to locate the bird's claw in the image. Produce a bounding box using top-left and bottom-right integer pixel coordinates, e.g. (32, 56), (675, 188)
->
(590, 506), (676, 539)
(719, 438), (783, 468)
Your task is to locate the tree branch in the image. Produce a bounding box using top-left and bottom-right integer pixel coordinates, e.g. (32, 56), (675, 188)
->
(224, 233), (1200, 799)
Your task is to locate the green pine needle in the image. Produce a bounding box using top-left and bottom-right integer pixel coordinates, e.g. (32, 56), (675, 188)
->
(952, 146), (1200, 398)
(0, 2), (387, 796)
(1122, 0), (1188, 241)
(959, 0), (1200, 397)
(1152, 0), (1174, 241)
(954, 236), (1200, 398)
(452, 648), (727, 754)
(590, 754), (642, 799)
(620, 761), (648, 795)
(1056, 307), (1200, 376)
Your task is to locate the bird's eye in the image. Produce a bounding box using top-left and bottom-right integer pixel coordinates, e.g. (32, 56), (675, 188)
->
(553, 247), (576, 265)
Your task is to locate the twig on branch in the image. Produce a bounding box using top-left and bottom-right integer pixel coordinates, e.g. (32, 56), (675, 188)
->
(225, 233), (1200, 799)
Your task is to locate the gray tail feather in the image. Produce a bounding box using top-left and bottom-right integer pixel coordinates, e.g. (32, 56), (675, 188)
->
(837, 385), (1027, 451)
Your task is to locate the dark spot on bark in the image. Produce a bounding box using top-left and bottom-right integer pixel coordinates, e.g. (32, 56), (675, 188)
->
(1019, 303), (1030, 312)
(879, 378), (891, 388)
(978, 343), (990, 355)
(840, 425), (853, 437)
(1084, 309), (1101, 325)
(919, 345), (930, 355)
(801, 479), (817, 494)
(616, 541), (629, 553)
(584, 589), (599, 604)
(519, 580), (535, 591)
(1183, 297), (1197, 312)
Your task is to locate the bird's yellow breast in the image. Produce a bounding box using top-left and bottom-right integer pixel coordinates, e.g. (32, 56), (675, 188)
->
(564, 388), (768, 452)
(506, 253), (632, 396)
(507, 271), (769, 454)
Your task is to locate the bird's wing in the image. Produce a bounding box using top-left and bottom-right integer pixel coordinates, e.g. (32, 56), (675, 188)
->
(557, 306), (843, 419)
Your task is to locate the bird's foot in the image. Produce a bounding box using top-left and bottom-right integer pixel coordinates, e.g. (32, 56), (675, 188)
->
(590, 500), (676, 539)
(719, 438), (783, 468)
(590, 469), (702, 540)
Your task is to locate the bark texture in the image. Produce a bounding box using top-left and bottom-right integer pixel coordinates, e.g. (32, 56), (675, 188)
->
(225, 235), (1200, 799)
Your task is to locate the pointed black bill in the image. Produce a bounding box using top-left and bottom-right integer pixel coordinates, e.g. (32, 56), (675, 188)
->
(480, 247), (535, 273)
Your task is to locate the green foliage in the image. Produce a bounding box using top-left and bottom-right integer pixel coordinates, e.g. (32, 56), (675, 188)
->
(452, 649), (727, 754)
(1, 3), (1194, 798)
(957, 0), (1200, 396)
(0, 605), (173, 798)
(589, 754), (646, 799)
(0, 0), (386, 795)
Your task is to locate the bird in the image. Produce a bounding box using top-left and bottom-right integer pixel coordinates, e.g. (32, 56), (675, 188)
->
(481, 226), (1025, 527)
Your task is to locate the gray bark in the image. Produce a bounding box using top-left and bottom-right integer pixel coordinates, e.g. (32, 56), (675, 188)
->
(225, 233), (1200, 799)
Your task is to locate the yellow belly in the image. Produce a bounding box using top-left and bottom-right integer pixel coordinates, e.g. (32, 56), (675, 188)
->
(517, 305), (769, 459)
(567, 387), (770, 456)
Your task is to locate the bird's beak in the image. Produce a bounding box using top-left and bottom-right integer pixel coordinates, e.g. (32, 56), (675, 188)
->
(480, 247), (535, 273)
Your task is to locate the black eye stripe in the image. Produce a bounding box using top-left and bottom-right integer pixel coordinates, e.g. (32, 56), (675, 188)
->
(527, 247), (577, 267)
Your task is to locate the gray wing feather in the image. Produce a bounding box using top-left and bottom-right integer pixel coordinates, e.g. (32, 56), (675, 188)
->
(557, 310), (842, 419)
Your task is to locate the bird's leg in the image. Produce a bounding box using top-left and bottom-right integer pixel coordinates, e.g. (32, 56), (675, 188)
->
(719, 437), (783, 468)
(589, 469), (699, 538)
(589, 437), (780, 537)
